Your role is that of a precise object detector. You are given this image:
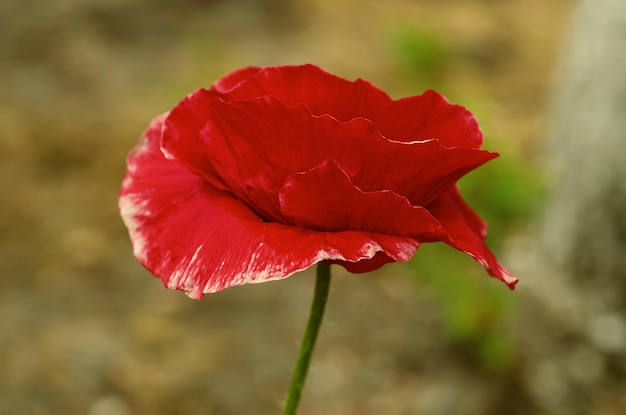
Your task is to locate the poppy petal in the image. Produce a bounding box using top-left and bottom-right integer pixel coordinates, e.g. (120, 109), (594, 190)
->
(216, 64), (389, 122)
(218, 65), (483, 148)
(377, 90), (484, 149)
(120, 116), (425, 298)
(280, 158), (445, 239)
(428, 187), (518, 289)
(159, 89), (230, 191)
(202, 96), (497, 214)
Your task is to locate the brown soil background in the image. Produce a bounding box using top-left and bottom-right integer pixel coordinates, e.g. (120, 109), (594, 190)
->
(5, 1), (624, 414)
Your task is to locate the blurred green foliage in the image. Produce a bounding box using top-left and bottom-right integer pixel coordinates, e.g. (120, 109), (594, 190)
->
(410, 148), (543, 372)
(411, 242), (518, 372)
(389, 19), (543, 372)
(388, 25), (452, 89)
(458, 146), (544, 246)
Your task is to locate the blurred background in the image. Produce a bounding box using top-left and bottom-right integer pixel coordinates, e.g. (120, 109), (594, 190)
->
(2, 0), (625, 414)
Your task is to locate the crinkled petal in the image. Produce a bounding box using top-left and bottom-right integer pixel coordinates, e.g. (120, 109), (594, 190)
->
(212, 64), (388, 123)
(428, 186), (518, 289)
(213, 65), (483, 148)
(280, 158), (445, 239)
(120, 115), (425, 298)
(377, 90), (484, 148)
(201, 96), (496, 217)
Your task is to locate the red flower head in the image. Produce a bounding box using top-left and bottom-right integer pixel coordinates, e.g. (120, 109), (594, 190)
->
(119, 64), (518, 299)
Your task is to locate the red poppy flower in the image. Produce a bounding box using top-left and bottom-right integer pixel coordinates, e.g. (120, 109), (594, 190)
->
(119, 64), (517, 299)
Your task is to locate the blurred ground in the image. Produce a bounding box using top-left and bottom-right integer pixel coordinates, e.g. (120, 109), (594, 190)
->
(5, 0), (623, 414)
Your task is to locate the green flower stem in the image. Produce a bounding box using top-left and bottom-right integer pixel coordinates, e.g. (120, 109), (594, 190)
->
(283, 261), (332, 415)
